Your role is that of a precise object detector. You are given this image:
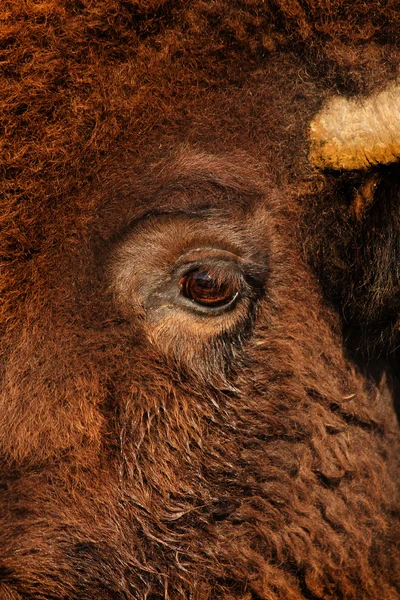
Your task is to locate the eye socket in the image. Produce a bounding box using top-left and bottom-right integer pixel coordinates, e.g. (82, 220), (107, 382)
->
(179, 268), (239, 309)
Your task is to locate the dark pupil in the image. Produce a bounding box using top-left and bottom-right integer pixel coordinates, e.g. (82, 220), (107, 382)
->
(180, 270), (236, 307)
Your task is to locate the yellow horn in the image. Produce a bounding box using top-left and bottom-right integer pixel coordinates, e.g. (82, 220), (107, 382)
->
(309, 82), (400, 170)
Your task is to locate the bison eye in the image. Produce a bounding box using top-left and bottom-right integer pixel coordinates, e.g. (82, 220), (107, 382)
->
(179, 268), (239, 308)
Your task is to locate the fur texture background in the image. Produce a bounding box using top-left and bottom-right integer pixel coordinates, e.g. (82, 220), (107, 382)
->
(0, 2), (399, 599)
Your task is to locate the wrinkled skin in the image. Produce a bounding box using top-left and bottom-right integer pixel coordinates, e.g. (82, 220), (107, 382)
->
(0, 2), (399, 599)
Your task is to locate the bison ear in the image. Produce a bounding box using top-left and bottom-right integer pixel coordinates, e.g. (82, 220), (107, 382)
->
(305, 83), (400, 350)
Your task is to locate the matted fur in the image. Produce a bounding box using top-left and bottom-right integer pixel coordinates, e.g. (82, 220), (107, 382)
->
(0, 2), (399, 599)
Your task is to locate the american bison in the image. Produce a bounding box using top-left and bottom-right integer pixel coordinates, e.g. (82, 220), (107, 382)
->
(0, 1), (399, 598)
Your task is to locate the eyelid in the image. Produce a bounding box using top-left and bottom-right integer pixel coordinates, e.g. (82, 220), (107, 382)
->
(171, 247), (244, 271)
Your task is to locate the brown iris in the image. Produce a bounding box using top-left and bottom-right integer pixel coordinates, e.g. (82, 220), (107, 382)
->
(179, 269), (238, 308)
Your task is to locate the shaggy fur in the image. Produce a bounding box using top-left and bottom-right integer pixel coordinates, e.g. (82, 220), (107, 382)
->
(0, 2), (399, 599)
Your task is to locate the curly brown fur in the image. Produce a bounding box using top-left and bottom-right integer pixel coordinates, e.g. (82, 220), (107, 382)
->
(0, 2), (399, 599)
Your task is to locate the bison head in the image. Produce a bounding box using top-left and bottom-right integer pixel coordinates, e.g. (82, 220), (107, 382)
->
(0, 2), (399, 600)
